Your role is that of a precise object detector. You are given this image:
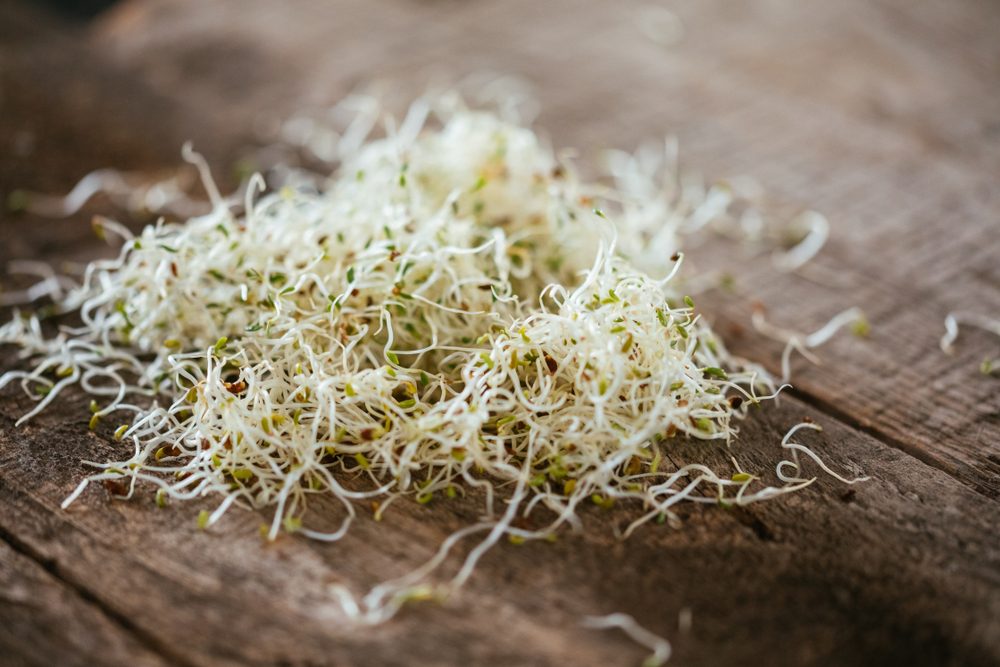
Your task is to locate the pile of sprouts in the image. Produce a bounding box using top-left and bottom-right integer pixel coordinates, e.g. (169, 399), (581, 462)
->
(0, 92), (866, 636)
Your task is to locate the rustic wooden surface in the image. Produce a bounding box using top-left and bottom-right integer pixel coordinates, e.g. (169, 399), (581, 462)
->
(1, 1), (998, 666)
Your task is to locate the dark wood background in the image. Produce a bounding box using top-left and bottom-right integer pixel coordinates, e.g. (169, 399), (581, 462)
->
(1, 1), (998, 665)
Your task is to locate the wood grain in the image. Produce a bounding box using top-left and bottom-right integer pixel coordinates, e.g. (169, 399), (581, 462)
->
(0, 537), (169, 667)
(1, 1), (998, 666)
(2, 390), (999, 667)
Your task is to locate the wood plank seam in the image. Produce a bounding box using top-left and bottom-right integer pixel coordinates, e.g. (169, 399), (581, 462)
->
(785, 385), (1000, 502)
(0, 517), (199, 667)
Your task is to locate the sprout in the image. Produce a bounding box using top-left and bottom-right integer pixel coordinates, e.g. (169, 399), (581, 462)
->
(941, 312), (1000, 375)
(751, 306), (868, 382)
(772, 211), (829, 272)
(583, 613), (671, 667)
(0, 91), (867, 629)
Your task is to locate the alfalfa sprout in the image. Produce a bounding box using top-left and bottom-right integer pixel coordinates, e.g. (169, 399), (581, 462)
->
(941, 311), (1000, 375)
(0, 92), (866, 628)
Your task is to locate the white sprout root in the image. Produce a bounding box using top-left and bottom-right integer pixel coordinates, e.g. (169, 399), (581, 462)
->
(751, 305), (869, 383)
(0, 92), (866, 630)
(941, 311), (1000, 374)
(8, 167), (209, 220)
(583, 613), (671, 667)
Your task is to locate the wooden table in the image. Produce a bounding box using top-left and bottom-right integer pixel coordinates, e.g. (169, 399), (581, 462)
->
(1, 1), (998, 665)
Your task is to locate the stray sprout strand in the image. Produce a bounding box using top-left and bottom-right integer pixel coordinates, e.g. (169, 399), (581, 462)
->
(11, 168), (207, 219)
(751, 306), (868, 382)
(0, 92), (868, 634)
(583, 613), (671, 667)
(941, 311), (1000, 374)
(771, 210), (829, 272)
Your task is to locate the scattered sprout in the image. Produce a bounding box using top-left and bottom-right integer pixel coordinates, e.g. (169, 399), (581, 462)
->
(941, 312), (1000, 375)
(583, 613), (671, 667)
(772, 211), (829, 272)
(751, 306), (868, 382)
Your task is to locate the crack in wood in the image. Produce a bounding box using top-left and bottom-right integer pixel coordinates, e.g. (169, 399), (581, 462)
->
(0, 522), (201, 667)
(786, 385), (1000, 502)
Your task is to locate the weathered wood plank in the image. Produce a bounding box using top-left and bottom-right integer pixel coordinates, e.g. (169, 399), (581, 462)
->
(88, 0), (1000, 496)
(1, 2), (999, 666)
(0, 1), (239, 203)
(1, 390), (998, 667)
(0, 536), (171, 667)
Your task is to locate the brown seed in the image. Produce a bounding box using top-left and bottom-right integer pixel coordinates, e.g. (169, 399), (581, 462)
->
(544, 354), (558, 374)
(102, 478), (130, 496)
(728, 395), (744, 409)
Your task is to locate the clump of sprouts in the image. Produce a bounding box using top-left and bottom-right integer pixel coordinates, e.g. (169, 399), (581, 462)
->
(0, 92), (865, 627)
